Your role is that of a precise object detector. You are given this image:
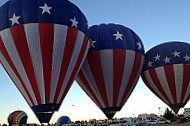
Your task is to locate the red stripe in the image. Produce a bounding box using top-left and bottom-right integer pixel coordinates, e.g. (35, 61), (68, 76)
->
(141, 72), (167, 104)
(182, 64), (190, 103)
(87, 51), (109, 107)
(14, 112), (20, 124)
(148, 68), (171, 104)
(185, 93), (190, 104)
(76, 71), (102, 108)
(53, 27), (78, 103)
(0, 36), (34, 106)
(59, 36), (89, 103)
(113, 49), (126, 106)
(13, 113), (18, 124)
(39, 23), (54, 103)
(164, 65), (177, 103)
(120, 53), (141, 107)
(11, 25), (41, 104)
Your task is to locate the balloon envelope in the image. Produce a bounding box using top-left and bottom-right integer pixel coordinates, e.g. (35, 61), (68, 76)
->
(141, 42), (190, 114)
(56, 116), (71, 126)
(0, 0), (89, 123)
(8, 110), (28, 125)
(76, 24), (145, 119)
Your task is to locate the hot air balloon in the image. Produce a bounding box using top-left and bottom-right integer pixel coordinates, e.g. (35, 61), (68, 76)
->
(56, 116), (71, 126)
(8, 110), (28, 125)
(141, 42), (190, 114)
(0, 0), (89, 123)
(76, 23), (145, 119)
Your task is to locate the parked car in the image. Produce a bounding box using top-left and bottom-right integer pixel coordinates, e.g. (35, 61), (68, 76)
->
(155, 118), (171, 124)
(184, 118), (190, 122)
(157, 119), (166, 124)
(110, 120), (129, 126)
(147, 120), (158, 125)
(165, 119), (171, 124)
(139, 120), (149, 125)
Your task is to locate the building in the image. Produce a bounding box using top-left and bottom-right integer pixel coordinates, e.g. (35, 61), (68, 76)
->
(138, 113), (158, 120)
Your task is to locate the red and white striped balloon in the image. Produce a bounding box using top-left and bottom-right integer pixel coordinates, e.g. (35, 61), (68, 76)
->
(76, 24), (145, 119)
(0, 0), (89, 123)
(142, 42), (190, 114)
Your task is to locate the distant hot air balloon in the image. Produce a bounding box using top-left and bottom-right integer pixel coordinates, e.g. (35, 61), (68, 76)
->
(8, 110), (28, 125)
(141, 42), (190, 114)
(0, 0), (89, 123)
(56, 116), (71, 126)
(76, 24), (145, 119)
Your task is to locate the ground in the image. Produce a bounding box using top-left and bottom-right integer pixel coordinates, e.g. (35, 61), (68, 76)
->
(148, 121), (190, 126)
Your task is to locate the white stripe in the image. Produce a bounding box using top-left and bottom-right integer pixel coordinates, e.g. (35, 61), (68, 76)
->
(24, 23), (45, 104)
(57, 31), (85, 103)
(173, 64), (183, 103)
(183, 81), (190, 103)
(155, 67), (174, 104)
(75, 40), (90, 78)
(0, 28), (38, 105)
(100, 50), (113, 106)
(116, 50), (135, 106)
(76, 76), (101, 108)
(80, 59), (105, 108)
(49, 24), (67, 103)
(119, 55), (144, 106)
(143, 70), (169, 105)
(0, 51), (32, 106)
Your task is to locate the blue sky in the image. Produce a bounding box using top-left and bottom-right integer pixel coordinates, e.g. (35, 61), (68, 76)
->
(0, 0), (190, 124)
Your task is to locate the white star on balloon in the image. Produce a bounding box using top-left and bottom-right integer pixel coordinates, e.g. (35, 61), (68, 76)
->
(90, 39), (96, 48)
(39, 3), (52, 14)
(184, 54), (190, 61)
(154, 54), (161, 61)
(136, 42), (142, 50)
(113, 31), (123, 40)
(173, 51), (180, 57)
(9, 13), (21, 26)
(164, 56), (171, 64)
(147, 60), (153, 67)
(70, 17), (78, 28)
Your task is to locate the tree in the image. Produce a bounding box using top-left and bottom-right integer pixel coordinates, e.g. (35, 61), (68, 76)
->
(163, 108), (175, 120)
(75, 121), (81, 124)
(89, 119), (96, 124)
